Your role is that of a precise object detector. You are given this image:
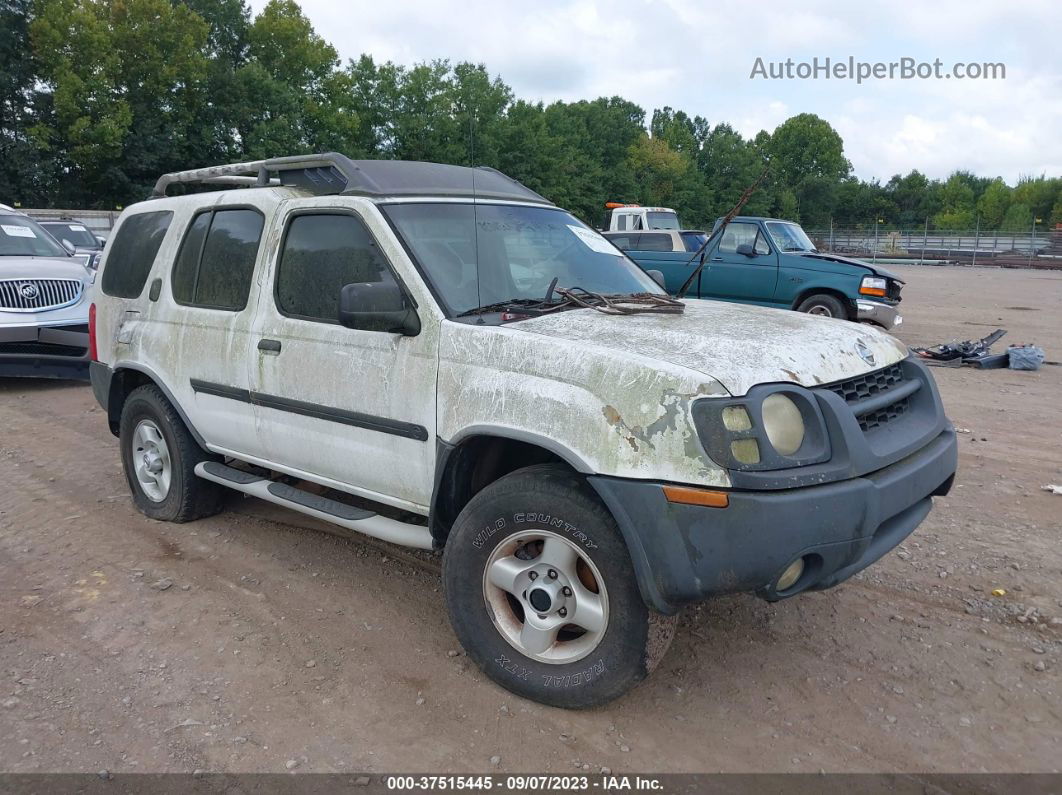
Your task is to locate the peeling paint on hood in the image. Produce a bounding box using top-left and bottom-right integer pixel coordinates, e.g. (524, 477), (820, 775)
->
(509, 299), (909, 396)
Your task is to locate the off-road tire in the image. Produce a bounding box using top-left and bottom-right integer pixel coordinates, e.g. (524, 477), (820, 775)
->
(119, 384), (224, 522)
(443, 464), (676, 708)
(796, 293), (849, 319)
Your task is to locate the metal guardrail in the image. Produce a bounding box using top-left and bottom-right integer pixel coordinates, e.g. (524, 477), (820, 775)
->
(805, 227), (1053, 256)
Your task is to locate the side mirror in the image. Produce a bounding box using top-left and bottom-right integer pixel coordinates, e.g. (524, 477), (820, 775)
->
(61, 239), (76, 255)
(646, 269), (666, 289)
(339, 281), (420, 336)
(735, 243), (756, 257)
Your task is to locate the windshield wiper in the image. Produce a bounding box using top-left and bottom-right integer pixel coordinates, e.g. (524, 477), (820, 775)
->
(552, 286), (684, 316)
(455, 298), (553, 318)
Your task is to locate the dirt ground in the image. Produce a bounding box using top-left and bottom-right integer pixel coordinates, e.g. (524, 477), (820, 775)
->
(1, 264), (1059, 775)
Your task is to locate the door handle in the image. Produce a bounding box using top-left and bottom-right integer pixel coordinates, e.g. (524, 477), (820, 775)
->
(711, 256), (723, 261)
(257, 338), (282, 353)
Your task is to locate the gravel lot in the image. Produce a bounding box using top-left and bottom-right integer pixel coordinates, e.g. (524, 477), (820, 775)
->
(1, 264), (1059, 774)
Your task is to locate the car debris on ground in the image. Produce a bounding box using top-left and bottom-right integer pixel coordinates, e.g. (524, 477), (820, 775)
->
(912, 329), (1047, 371)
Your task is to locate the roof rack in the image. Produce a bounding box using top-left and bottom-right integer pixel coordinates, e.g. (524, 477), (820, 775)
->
(150, 153), (553, 205)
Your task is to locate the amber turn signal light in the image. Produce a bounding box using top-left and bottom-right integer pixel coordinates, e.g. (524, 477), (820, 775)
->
(859, 286), (886, 296)
(662, 485), (729, 508)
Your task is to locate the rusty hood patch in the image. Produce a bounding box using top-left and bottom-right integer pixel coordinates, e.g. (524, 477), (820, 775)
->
(510, 300), (908, 396)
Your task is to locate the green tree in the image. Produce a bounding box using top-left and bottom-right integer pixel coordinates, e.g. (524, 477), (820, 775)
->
(31, 0), (210, 205)
(1001, 203), (1032, 232)
(1, 0), (56, 203)
(933, 172), (977, 229)
(768, 113), (850, 223)
(977, 178), (1011, 229)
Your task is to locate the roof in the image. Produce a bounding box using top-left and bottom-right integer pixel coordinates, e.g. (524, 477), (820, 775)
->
(151, 153), (553, 206)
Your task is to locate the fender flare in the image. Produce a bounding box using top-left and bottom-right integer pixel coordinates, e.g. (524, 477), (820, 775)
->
(107, 361), (208, 448)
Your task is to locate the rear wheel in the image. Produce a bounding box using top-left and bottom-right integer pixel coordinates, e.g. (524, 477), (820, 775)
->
(119, 384), (224, 522)
(797, 293), (848, 319)
(443, 464), (675, 708)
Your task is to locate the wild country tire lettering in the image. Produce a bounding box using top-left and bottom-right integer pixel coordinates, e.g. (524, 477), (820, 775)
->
(494, 653), (607, 688)
(470, 514), (599, 551)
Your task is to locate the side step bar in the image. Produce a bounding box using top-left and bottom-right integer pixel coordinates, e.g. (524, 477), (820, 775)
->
(195, 462), (433, 550)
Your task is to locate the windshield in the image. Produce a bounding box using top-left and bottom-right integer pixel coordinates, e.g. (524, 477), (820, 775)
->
(43, 222), (99, 249)
(0, 214), (69, 257)
(647, 211), (680, 230)
(766, 221), (817, 252)
(383, 203), (663, 316)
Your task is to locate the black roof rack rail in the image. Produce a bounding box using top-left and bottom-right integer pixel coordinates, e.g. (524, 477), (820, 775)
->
(150, 153), (553, 205)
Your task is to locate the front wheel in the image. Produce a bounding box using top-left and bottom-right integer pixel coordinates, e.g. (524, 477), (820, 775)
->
(442, 464), (675, 708)
(796, 293), (848, 319)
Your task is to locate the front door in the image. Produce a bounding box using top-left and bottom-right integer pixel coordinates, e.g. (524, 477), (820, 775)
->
(248, 200), (438, 513)
(701, 221), (779, 305)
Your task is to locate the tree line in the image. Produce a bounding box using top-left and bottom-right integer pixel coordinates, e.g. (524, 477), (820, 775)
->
(2, 0), (1060, 231)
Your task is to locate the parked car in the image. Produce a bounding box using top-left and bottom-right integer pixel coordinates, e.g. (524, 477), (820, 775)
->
(604, 228), (707, 254)
(89, 154), (956, 708)
(603, 202), (681, 232)
(607, 216), (904, 329)
(1, 205), (94, 379)
(39, 219), (104, 270)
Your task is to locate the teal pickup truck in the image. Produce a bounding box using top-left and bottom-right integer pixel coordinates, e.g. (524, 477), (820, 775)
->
(604, 217), (904, 329)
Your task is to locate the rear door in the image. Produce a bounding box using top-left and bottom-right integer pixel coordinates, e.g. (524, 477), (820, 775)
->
(700, 221), (779, 305)
(151, 199), (269, 457)
(247, 198), (439, 513)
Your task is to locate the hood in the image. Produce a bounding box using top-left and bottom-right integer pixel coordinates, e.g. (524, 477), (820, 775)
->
(511, 299), (909, 396)
(794, 252), (903, 282)
(0, 255), (92, 283)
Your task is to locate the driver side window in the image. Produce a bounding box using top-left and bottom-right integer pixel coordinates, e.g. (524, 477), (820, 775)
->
(719, 223), (770, 256)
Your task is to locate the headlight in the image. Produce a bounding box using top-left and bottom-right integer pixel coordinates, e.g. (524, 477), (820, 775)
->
(691, 386), (830, 472)
(859, 276), (887, 297)
(761, 393), (804, 455)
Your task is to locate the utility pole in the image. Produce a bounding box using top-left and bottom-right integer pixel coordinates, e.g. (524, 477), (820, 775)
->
(972, 215), (980, 267)
(1027, 216), (1040, 267)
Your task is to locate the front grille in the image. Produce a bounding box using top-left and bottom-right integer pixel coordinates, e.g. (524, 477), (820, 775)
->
(824, 363), (904, 403)
(0, 279), (84, 312)
(0, 341), (87, 358)
(822, 363), (909, 433)
(887, 281), (903, 301)
(860, 398), (910, 431)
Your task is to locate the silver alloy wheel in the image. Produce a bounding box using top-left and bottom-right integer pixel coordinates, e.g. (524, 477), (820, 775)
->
(131, 419), (172, 503)
(483, 529), (609, 664)
(807, 304), (834, 317)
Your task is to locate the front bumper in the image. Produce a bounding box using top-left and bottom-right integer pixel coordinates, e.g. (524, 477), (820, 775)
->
(0, 319), (90, 380)
(857, 299), (901, 329)
(589, 426), (957, 614)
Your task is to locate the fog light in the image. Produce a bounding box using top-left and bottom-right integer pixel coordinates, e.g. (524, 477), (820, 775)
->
(776, 558), (805, 591)
(730, 438), (760, 464)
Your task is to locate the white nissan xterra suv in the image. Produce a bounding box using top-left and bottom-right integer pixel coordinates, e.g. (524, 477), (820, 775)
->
(90, 154), (957, 708)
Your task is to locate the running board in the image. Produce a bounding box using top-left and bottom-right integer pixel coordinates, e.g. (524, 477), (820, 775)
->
(195, 462), (433, 550)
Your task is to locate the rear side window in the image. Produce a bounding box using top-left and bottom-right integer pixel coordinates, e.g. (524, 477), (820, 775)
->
(632, 233), (672, 252)
(100, 211), (172, 298)
(276, 213), (397, 326)
(682, 232), (708, 252)
(171, 208), (263, 310)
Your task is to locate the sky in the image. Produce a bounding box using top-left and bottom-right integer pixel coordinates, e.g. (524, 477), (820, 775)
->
(249, 0), (1061, 184)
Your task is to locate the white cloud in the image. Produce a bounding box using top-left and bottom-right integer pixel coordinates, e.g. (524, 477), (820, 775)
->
(250, 0), (1061, 182)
